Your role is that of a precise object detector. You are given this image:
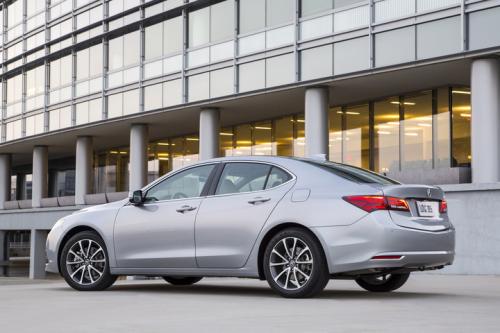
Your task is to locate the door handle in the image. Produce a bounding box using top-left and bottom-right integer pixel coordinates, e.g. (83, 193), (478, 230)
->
(176, 205), (197, 213)
(248, 197), (271, 205)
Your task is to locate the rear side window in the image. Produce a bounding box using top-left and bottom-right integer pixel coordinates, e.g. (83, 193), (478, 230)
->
(265, 167), (292, 189)
(215, 163), (292, 195)
(304, 160), (399, 185)
(216, 163), (271, 195)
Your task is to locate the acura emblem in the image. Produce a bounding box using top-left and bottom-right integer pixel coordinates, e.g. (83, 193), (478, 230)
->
(427, 189), (432, 198)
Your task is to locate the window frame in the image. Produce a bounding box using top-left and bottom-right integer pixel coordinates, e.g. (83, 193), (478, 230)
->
(139, 162), (220, 204)
(208, 161), (295, 197)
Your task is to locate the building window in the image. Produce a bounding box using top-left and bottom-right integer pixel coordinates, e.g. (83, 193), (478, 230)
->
(76, 44), (103, 97)
(50, 0), (72, 20)
(107, 89), (140, 119)
(49, 106), (72, 131)
(342, 104), (370, 169)
(373, 98), (400, 173)
(7, 0), (24, 41)
(402, 91), (433, 170)
(239, 60), (265, 93)
(6, 74), (23, 118)
(26, 0), (46, 32)
(240, 0), (293, 34)
(329, 108), (343, 163)
(144, 16), (183, 78)
(76, 99), (102, 125)
(108, 31), (140, 88)
(25, 113), (45, 137)
(301, 0), (333, 17)
(301, 45), (333, 81)
(189, 0), (234, 48)
(49, 54), (72, 105)
(26, 66), (45, 112)
(451, 88), (471, 167)
(435, 88), (451, 168)
(5, 120), (22, 141)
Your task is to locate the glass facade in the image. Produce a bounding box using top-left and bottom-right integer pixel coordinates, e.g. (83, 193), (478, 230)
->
(0, 0), (488, 144)
(84, 86), (469, 192)
(0, 0), (491, 196)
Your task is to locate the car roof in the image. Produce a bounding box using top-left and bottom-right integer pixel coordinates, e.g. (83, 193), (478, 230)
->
(202, 156), (318, 169)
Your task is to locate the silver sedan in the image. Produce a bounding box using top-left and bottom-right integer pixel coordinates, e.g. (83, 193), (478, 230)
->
(46, 156), (455, 298)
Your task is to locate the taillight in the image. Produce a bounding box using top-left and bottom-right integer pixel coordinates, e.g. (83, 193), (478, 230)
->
(386, 197), (410, 211)
(343, 195), (410, 213)
(440, 199), (448, 214)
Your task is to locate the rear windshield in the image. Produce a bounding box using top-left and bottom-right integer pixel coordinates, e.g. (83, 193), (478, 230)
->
(302, 160), (399, 185)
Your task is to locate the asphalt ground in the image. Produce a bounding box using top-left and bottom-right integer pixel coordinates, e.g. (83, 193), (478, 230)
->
(1, 274), (499, 332)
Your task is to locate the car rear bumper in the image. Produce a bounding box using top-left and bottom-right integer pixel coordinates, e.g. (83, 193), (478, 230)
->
(311, 211), (455, 275)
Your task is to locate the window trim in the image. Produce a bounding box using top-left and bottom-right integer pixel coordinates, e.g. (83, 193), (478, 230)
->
(207, 161), (296, 198)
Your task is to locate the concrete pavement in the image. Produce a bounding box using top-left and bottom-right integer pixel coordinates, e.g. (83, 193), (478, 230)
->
(1, 274), (499, 332)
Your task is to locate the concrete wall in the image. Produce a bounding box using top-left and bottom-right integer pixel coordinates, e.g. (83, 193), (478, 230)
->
(387, 167), (471, 185)
(439, 183), (500, 275)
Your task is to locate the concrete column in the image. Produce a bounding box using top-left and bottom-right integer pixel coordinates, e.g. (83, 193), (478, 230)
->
(0, 230), (6, 276)
(29, 229), (48, 279)
(199, 108), (220, 160)
(129, 124), (148, 191)
(471, 59), (500, 183)
(75, 137), (93, 205)
(305, 87), (329, 159)
(0, 154), (11, 209)
(32, 146), (48, 208)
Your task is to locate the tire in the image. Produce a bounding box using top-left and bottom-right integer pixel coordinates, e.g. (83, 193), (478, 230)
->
(162, 276), (203, 286)
(355, 273), (410, 292)
(60, 231), (117, 291)
(263, 227), (330, 298)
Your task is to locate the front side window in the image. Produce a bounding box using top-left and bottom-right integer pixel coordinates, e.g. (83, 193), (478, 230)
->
(146, 164), (215, 201)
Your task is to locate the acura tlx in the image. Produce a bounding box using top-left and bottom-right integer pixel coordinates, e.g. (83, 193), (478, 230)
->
(46, 156), (454, 298)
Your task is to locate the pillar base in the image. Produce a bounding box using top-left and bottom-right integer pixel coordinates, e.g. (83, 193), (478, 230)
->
(29, 230), (48, 279)
(0, 231), (6, 277)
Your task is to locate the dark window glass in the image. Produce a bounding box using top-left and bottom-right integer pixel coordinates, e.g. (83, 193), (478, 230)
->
(451, 88), (471, 167)
(303, 160), (399, 185)
(146, 164), (215, 201)
(265, 167), (292, 189)
(216, 163), (271, 195)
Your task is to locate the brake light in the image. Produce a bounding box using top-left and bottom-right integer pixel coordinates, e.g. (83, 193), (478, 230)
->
(386, 197), (410, 211)
(343, 195), (410, 213)
(440, 199), (448, 214)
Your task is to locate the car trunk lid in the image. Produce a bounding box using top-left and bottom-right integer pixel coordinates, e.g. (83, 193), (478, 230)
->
(382, 185), (452, 232)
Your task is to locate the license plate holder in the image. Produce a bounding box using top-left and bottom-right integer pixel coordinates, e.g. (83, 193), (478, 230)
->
(416, 201), (439, 218)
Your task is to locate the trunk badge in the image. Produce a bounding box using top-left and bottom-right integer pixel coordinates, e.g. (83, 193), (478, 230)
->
(427, 189), (432, 198)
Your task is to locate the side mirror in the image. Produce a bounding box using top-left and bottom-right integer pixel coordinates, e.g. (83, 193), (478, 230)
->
(129, 190), (145, 206)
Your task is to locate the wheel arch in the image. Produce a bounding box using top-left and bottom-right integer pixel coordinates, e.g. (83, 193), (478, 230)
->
(56, 225), (105, 274)
(256, 222), (328, 280)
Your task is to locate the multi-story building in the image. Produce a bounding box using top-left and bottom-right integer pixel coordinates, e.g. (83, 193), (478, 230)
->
(0, 0), (499, 278)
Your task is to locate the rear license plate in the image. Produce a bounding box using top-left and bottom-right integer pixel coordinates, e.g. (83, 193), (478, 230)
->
(416, 201), (439, 218)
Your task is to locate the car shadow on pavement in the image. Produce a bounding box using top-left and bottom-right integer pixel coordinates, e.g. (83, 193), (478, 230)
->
(53, 283), (460, 300)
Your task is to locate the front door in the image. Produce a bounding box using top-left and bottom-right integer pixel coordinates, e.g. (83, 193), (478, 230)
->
(114, 164), (216, 268)
(195, 162), (294, 268)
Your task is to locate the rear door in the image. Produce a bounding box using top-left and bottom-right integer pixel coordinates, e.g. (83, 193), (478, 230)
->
(195, 162), (294, 268)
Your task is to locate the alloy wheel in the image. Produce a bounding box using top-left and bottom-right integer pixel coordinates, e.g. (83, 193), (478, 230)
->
(269, 237), (314, 291)
(65, 239), (106, 286)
